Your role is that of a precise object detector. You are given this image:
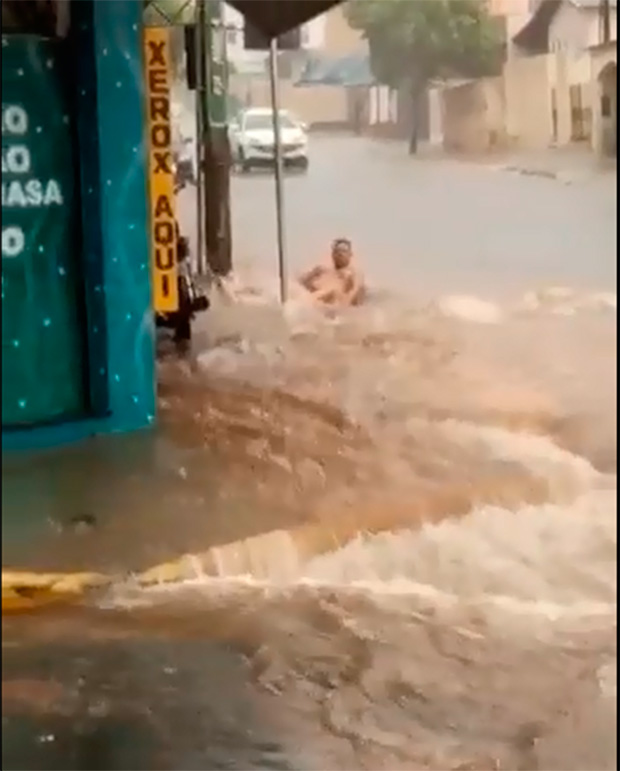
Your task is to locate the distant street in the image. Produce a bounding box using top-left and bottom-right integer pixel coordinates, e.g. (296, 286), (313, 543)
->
(177, 135), (617, 298)
(4, 137), (616, 771)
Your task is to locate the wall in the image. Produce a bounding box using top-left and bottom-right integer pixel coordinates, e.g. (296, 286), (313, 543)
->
(438, 54), (555, 153)
(428, 87), (444, 146)
(549, 2), (617, 54)
(488, 0), (533, 58)
(226, 2), (363, 126)
(546, 3), (618, 145)
(223, 2), (358, 62)
(441, 77), (507, 153)
(431, 3), (618, 154)
(589, 44), (618, 156)
(229, 73), (350, 126)
(303, 12), (328, 49)
(504, 53), (555, 147)
(3, 0), (155, 451)
(320, 3), (363, 54)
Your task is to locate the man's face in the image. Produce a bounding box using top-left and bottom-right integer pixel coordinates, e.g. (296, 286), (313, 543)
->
(332, 241), (352, 269)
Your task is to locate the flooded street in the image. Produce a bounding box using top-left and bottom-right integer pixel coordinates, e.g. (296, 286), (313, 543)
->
(3, 137), (616, 769)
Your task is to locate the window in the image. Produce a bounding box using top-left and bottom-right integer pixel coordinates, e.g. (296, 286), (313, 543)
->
(227, 28), (238, 47)
(570, 84), (589, 141)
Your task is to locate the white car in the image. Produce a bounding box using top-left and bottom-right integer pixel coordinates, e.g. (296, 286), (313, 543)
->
(230, 108), (309, 173)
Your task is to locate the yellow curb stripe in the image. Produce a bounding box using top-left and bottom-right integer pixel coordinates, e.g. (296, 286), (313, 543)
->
(1, 560), (197, 614)
(2, 572), (109, 613)
(3, 474), (555, 614)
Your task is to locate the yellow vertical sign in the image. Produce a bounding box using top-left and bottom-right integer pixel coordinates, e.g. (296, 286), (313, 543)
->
(144, 27), (178, 312)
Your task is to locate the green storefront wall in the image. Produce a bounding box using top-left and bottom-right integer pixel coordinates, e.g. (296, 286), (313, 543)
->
(2, 36), (85, 428)
(2, 0), (156, 451)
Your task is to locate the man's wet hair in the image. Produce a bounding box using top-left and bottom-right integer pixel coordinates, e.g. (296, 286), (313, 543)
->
(332, 238), (352, 250)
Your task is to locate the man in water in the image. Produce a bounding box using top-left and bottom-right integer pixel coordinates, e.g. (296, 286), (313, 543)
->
(298, 238), (366, 308)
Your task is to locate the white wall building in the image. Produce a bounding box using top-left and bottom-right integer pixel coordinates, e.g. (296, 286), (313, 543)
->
(223, 3), (328, 71)
(549, 0), (617, 53)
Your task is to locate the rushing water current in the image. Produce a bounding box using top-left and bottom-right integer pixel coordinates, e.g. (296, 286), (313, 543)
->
(3, 282), (617, 770)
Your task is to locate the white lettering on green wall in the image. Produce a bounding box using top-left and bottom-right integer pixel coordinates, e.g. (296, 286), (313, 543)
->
(2, 105), (28, 135)
(2, 104), (64, 258)
(2, 226), (25, 258)
(2, 145), (31, 174)
(2, 180), (64, 207)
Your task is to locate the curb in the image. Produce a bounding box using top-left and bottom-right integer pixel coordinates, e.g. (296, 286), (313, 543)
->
(2, 472), (555, 615)
(2, 571), (109, 612)
(0, 499), (420, 614)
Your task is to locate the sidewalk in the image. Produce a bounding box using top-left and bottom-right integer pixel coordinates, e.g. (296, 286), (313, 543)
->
(494, 146), (617, 184)
(431, 144), (616, 184)
(395, 139), (616, 183)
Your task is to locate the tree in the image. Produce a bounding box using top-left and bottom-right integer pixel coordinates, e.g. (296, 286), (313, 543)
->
(345, 0), (504, 154)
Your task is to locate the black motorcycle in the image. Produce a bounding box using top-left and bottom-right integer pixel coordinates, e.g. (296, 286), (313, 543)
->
(155, 223), (209, 351)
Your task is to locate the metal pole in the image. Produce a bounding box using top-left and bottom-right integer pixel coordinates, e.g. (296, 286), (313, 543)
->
(195, 0), (207, 275)
(268, 38), (288, 305)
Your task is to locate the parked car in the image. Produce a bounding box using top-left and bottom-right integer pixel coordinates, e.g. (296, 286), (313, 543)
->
(229, 107), (309, 172)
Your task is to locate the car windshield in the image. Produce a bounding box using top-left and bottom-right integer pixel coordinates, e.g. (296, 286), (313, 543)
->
(243, 112), (296, 131)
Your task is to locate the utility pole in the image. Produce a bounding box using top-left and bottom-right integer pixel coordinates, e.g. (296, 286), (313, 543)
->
(202, 0), (232, 276)
(601, 0), (611, 44)
(195, 0), (207, 276)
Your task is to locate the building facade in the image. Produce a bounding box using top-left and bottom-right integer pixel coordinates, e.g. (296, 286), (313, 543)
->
(228, 3), (366, 127)
(2, 0), (155, 451)
(434, 0), (617, 156)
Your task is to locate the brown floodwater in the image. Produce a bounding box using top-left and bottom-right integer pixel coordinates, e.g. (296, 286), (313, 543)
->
(2, 284), (616, 770)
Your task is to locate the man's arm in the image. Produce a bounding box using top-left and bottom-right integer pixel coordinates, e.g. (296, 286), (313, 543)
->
(342, 269), (365, 306)
(298, 265), (325, 290)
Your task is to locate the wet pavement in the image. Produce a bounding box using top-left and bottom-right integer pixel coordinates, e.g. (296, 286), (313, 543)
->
(178, 134), (616, 297)
(2, 627), (294, 771)
(3, 135), (617, 770)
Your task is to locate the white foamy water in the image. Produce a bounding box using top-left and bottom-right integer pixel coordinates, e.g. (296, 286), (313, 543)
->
(437, 294), (504, 324)
(145, 287), (620, 770)
(303, 489), (616, 613)
(15, 281), (616, 771)
(114, 469), (615, 770)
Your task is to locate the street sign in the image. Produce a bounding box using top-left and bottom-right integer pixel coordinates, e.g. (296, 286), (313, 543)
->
(205, 4), (229, 128)
(144, 27), (179, 313)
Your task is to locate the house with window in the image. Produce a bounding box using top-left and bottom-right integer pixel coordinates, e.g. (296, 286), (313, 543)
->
(509, 0), (617, 154)
(226, 3), (366, 128)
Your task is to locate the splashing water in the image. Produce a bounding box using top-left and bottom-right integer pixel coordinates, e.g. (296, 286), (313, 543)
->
(4, 283), (617, 770)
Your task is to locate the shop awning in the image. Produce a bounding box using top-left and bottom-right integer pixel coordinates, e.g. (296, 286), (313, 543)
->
(227, 0), (343, 39)
(296, 52), (375, 87)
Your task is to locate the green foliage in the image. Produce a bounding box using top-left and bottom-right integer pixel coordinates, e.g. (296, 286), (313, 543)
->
(344, 0), (503, 89)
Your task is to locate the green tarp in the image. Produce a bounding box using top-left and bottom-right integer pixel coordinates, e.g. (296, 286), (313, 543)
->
(2, 35), (85, 428)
